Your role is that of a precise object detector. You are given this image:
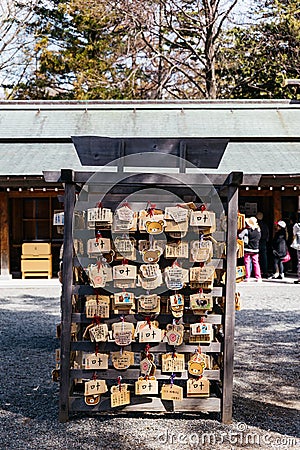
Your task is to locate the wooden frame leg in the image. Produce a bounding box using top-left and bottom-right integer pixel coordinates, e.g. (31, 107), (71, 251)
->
(222, 184), (238, 424)
(59, 178), (75, 422)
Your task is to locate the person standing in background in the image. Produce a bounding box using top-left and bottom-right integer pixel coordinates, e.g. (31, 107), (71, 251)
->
(239, 216), (262, 282)
(271, 220), (288, 279)
(292, 218), (300, 284)
(256, 212), (269, 278)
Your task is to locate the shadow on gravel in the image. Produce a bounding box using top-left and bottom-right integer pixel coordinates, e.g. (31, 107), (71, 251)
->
(0, 306), (59, 421)
(1, 296), (299, 441)
(233, 394), (300, 439)
(236, 309), (300, 329)
(234, 308), (300, 439)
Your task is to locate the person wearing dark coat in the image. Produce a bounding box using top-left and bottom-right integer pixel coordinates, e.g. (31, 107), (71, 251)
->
(271, 220), (288, 279)
(239, 216), (262, 282)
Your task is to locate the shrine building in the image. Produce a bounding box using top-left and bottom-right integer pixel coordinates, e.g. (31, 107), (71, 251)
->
(0, 100), (299, 278)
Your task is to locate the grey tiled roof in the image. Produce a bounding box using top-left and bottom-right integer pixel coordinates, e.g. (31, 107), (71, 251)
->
(0, 143), (85, 175)
(0, 142), (299, 175)
(0, 100), (299, 176)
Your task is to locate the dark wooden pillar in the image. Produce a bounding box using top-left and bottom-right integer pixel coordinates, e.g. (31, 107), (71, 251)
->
(59, 170), (75, 422)
(273, 190), (281, 224)
(222, 176), (239, 423)
(0, 192), (12, 279)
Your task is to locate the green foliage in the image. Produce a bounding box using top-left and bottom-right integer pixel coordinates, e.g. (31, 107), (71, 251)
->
(11, 0), (153, 99)
(4, 0), (300, 100)
(218, 0), (300, 99)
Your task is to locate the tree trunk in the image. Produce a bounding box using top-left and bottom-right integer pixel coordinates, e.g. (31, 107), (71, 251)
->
(204, 0), (217, 98)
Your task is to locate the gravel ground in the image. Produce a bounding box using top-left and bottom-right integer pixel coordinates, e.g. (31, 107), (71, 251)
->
(0, 279), (299, 450)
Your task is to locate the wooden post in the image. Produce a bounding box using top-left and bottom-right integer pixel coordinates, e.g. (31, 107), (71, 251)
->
(59, 170), (75, 422)
(273, 190), (281, 224)
(222, 177), (239, 424)
(0, 192), (12, 279)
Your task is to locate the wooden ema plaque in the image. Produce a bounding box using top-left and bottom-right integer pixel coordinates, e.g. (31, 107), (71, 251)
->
(87, 324), (109, 343)
(138, 272), (163, 290)
(113, 264), (137, 280)
(140, 263), (160, 280)
(190, 210), (215, 228)
(84, 379), (108, 396)
(87, 207), (113, 229)
(189, 323), (213, 344)
(85, 296), (110, 318)
(161, 384), (183, 401)
(188, 352), (206, 377)
(139, 325), (162, 343)
(111, 351), (134, 370)
(83, 353), (109, 370)
(189, 265), (215, 283)
(113, 292), (135, 310)
(137, 294), (160, 313)
(113, 264), (137, 288)
(112, 207), (137, 232)
(110, 384), (130, 408)
(187, 377), (210, 397)
(114, 236), (136, 260)
(88, 265), (113, 288)
(190, 240), (213, 263)
(140, 356), (156, 377)
(87, 237), (111, 255)
(161, 354), (185, 373)
(164, 206), (189, 223)
(114, 331), (133, 346)
(112, 322), (134, 346)
(86, 324), (105, 342)
(138, 211), (164, 232)
(164, 324), (184, 346)
(164, 266), (189, 290)
(84, 394), (101, 406)
(135, 377), (158, 395)
(190, 293), (213, 314)
(164, 219), (189, 233)
(165, 241), (189, 259)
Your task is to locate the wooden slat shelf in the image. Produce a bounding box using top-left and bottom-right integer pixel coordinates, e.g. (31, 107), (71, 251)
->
(70, 368), (221, 381)
(72, 285), (225, 297)
(73, 257), (225, 270)
(71, 313), (223, 325)
(70, 341), (222, 353)
(69, 395), (221, 413)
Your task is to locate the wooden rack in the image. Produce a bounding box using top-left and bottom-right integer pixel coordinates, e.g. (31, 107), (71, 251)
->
(44, 137), (260, 423)
(45, 167), (244, 423)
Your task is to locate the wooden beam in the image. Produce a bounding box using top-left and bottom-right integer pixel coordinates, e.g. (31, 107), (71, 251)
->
(240, 190), (273, 197)
(45, 170), (260, 187)
(59, 173), (75, 423)
(68, 396), (221, 414)
(69, 368), (221, 381)
(8, 191), (63, 198)
(0, 192), (11, 279)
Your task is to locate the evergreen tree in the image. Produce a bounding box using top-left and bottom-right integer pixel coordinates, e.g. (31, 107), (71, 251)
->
(4, 0), (298, 99)
(219, 0), (300, 98)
